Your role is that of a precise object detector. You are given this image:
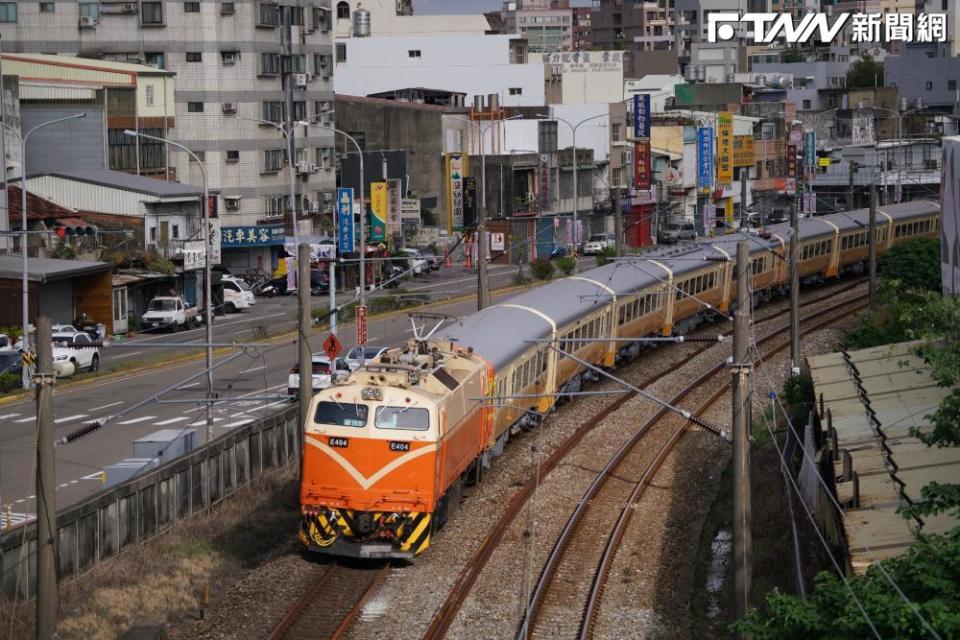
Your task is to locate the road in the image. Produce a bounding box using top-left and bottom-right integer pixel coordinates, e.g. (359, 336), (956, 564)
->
(0, 260), (592, 526)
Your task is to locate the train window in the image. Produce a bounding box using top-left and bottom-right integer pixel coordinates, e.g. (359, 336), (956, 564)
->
(375, 406), (430, 431)
(313, 402), (368, 428)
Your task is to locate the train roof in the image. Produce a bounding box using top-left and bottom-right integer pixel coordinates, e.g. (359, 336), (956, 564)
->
(767, 200), (940, 237)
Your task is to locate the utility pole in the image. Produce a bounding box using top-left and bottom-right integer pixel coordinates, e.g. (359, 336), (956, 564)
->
(613, 187), (623, 258)
(732, 241), (753, 630)
(868, 182), (878, 313)
(740, 167), (749, 230)
(847, 160), (858, 210)
(35, 316), (57, 640)
(477, 202), (491, 310)
(789, 200), (800, 376)
(329, 260), (337, 335)
(297, 244), (313, 450)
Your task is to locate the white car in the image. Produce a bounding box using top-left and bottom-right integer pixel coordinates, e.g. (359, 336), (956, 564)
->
(582, 233), (615, 255)
(288, 355), (350, 397)
(52, 332), (100, 377)
(222, 276), (256, 313)
(51, 324), (79, 336)
(344, 346), (389, 371)
(400, 248), (429, 276)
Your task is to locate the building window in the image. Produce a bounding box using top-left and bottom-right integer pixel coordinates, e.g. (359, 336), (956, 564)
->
(150, 227), (157, 242)
(40, 3), (56, 13)
(336, 1), (350, 19)
(108, 128), (165, 171)
(290, 6), (305, 25)
(408, 50), (422, 58)
(260, 52), (281, 75)
(0, 3), (17, 22)
(611, 123), (622, 141)
(950, 80), (957, 91)
(221, 51), (239, 65)
(221, 2), (235, 15)
(187, 102), (204, 113)
(293, 101), (307, 121)
(144, 52), (165, 68)
(262, 101), (284, 123)
(184, 1), (200, 12)
(186, 52), (203, 63)
(226, 150), (240, 163)
(926, 81), (933, 90)
(509, 87), (522, 95)
(264, 195), (287, 217)
(172, 224), (180, 239)
(335, 43), (347, 63)
(257, 2), (280, 26)
(79, 2), (99, 18)
(145, 85), (155, 106)
(141, 1), (164, 25)
(802, 99), (811, 109)
(314, 53), (332, 77)
(263, 149), (284, 173)
(291, 54), (307, 73)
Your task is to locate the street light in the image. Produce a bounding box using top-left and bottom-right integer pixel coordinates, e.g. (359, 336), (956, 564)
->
(858, 99), (924, 203)
(0, 113), (86, 389)
(536, 111), (606, 270)
(123, 129), (214, 437)
(238, 116), (300, 253)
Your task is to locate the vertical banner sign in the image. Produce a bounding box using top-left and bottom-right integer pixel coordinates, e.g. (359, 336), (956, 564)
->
(369, 182), (388, 242)
(356, 305), (368, 346)
(633, 93), (650, 138)
(716, 112), (733, 186)
(634, 141), (652, 189)
(463, 177), (478, 228)
(786, 144), (798, 178)
(697, 127), (714, 190)
(804, 131), (816, 170)
(207, 218), (221, 265)
(336, 187), (355, 254)
(539, 154), (551, 212)
(446, 153), (467, 232)
(386, 179), (403, 237)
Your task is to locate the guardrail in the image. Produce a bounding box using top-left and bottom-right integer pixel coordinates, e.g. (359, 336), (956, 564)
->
(1, 405), (299, 600)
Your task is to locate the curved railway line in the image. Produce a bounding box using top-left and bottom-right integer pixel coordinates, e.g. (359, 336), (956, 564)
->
(421, 281), (868, 640)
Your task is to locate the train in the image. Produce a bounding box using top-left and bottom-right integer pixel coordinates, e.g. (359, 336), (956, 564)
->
(298, 200), (941, 559)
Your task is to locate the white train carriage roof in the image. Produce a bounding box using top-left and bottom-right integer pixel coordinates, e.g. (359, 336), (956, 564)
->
(767, 201), (940, 239)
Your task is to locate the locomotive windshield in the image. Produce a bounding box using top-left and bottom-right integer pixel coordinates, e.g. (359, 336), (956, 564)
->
(375, 406), (430, 431)
(314, 401), (368, 427)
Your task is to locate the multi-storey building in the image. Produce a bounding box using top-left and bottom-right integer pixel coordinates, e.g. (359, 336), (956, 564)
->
(590, 0), (676, 78)
(0, 0), (336, 234)
(572, 6), (591, 51)
(502, 0), (573, 53)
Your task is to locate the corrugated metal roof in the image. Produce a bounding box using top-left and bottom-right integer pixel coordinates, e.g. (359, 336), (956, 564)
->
(29, 170), (204, 198)
(0, 255), (111, 283)
(808, 342), (960, 573)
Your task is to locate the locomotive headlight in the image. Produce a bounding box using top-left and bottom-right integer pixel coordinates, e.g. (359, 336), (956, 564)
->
(361, 386), (383, 401)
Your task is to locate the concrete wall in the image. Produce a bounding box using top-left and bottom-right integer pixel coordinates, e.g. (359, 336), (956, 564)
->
(22, 104), (106, 174)
(886, 45), (960, 109)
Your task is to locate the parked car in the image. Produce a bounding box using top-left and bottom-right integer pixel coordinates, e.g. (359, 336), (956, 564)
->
(679, 223), (697, 242)
(310, 268), (331, 295)
(582, 233), (615, 255)
(418, 250), (441, 272)
(0, 334), (17, 352)
(141, 296), (200, 331)
(658, 223), (681, 244)
(400, 248), (430, 276)
(50, 324), (79, 336)
(288, 355), (351, 397)
(221, 276), (256, 313)
(0, 351), (22, 376)
(52, 332), (100, 377)
(344, 345), (389, 371)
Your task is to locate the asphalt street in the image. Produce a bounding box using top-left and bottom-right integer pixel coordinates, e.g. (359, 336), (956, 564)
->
(0, 260), (593, 526)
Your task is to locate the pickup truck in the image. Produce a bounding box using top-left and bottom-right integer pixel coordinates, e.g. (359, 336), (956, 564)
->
(141, 296), (201, 331)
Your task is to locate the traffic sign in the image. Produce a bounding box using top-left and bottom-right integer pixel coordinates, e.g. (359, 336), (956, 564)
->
(323, 333), (342, 362)
(356, 305), (368, 346)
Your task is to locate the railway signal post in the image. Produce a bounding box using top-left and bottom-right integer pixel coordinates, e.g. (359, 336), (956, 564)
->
(732, 241), (753, 628)
(789, 201), (800, 375)
(35, 316), (57, 639)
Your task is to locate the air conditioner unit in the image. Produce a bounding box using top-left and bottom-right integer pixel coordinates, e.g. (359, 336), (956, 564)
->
(295, 160), (312, 174)
(294, 73), (308, 87)
(306, 72), (314, 82)
(307, 162), (319, 173)
(224, 196), (242, 210)
(222, 52), (238, 65)
(222, 102), (237, 114)
(322, 191), (334, 203)
(78, 15), (99, 27)
(120, 3), (137, 13)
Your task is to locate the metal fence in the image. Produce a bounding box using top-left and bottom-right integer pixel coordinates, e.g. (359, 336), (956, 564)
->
(0, 405), (299, 600)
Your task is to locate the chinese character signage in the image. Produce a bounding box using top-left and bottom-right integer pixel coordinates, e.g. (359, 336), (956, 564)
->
(804, 131), (816, 174)
(400, 198), (421, 223)
(463, 177), (478, 228)
(182, 240), (205, 271)
(697, 127), (714, 190)
(336, 188), (355, 254)
(786, 144), (798, 179)
(633, 93), (650, 138)
(446, 153), (467, 232)
(733, 135), (755, 167)
(369, 182), (387, 242)
(386, 179), (403, 237)
(207, 218), (221, 264)
(540, 154), (551, 212)
(716, 112), (734, 185)
(220, 224), (284, 249)
(634, 141), (652, 190)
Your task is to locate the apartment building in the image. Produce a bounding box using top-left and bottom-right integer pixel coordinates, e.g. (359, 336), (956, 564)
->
(572, 6), (591, 51)
(590, 0), (676, 78)
(0, 0), (336, 233)
(502, 0), (573, 53)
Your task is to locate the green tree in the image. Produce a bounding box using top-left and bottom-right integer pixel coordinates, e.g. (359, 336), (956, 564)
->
(880, 237), (941, 292)
(846, 54), (885, 88)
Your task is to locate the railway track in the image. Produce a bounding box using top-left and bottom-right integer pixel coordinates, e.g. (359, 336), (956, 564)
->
(421, 280), (867, 640)
(268, 562), (389, 640)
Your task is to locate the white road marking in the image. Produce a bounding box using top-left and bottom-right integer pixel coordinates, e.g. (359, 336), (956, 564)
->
(89, 401), (123, 412)
(112, 351), (144, 360)
(233, 328), (253, 335)
(117, 416), (156, 425)
(0, 413), (21, 420)
(13, 416), (35, 423)
(81, 471), (105, 481)
(54, 414), (88, 424)
(253, 400), (289, 411)
(221, 419), (254, 429)
(176, 382), (201, 390)
(154, 416), (190, 426)
(242, 365), (266, 373)
(188, 418), (224, 427)
(128, 312), (288, 344)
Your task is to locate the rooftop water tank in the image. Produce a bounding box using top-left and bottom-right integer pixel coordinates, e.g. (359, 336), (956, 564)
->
(353, 5), (370, 37)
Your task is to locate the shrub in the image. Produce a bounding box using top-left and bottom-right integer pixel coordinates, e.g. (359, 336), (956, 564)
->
(556, 255), (577, 276)
(530, 258), (555, 281)
(0, 372), (20, 393)
(0, 325), (22, 338)
(595, 246), (617, 266)
(879, 237), (941, 292)
(782, 373), (815, 429)
(512, 264), (530, 286)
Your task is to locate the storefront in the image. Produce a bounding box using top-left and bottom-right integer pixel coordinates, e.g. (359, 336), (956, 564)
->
(219, 224), (287, 279)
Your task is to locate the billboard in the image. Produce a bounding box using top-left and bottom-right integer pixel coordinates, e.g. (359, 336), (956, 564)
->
(733, 135), (755, 167)
(386, 179), (403, 236)
(336, 187), (355, 254)
(369, 182), (387, 242)
(634, 141), (652, 190)
(942, 138), (960, 296)
(633, 93), (650, 138)
(400, 198), (421, 224)
(207, 218), (221, 265)
(716, 112), (734, 185)
(697, 127), (714, 190)
(221, 224), (284, 248)
(445, 153), (467, 232)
